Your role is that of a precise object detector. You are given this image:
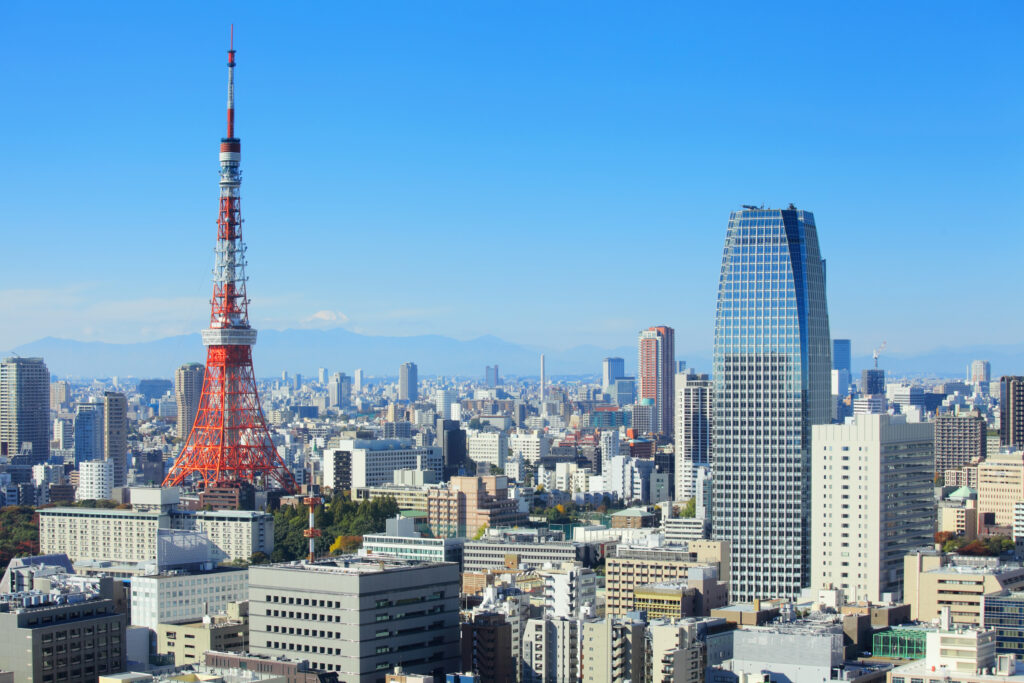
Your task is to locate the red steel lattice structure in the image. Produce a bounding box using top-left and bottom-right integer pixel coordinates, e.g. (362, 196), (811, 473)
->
(163, 32), (297, 493)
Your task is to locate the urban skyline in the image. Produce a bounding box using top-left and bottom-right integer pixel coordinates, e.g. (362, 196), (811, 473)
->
(2, 3), (1022, 358)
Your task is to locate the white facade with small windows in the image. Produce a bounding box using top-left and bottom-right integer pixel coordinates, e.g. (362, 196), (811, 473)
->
(811, 414), (934, 603)
(130, 568), (249, 633)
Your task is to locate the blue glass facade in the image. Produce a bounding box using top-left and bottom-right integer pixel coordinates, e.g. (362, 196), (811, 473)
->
(984, 593), (1024, 654)
(712, 207), (831, 601)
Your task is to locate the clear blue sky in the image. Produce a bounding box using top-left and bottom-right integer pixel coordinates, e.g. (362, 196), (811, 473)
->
(1, 1), (1021, 358)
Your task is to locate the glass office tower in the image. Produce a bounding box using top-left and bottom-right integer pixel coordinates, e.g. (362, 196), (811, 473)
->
(712, 206), (832, 601)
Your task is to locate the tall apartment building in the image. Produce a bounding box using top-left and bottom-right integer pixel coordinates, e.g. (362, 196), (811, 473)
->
(174, 363), (204, 439)
(485, 365), (500, 388)
(602, 357), (625, 391)
(399, 362), (418, 402)
(674, 371), (712, 501)
(467, 431), (508, 472)
(977, 450), (1024, 526)
(248, 557), (461, 681)
(605, 542), (730, 616)
(73, 402), (104, 466)
(537, 564), (597, 618)
(328, 372), (351, 408)
(522, 617), (579, 682)
(1001, 377), (1024, 449)
(811, 414), (935, 603)
(935, 410), (987, 475)
(637, 326), (675, 436)
(427, 476), (520, 538)
(50, 380), (69, 411)
(460, 612), (514, 683)
(0, 356), (49, 461)
(712, 206), (831, 601)
(971, 360), (992, 386)
(581, 614), (647, 683)
(76, 459), (114, 501)
(0, 576), (126, 682)
(103, 392), (127, 488)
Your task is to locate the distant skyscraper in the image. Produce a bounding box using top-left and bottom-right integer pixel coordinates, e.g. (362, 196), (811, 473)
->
(73, 402), (104, 466)
(674, 371), (712, 502)
(971, 360), (991, 386)
(637, 326), (675, 436)
(1001, 376), (1024, 450)
(832, 340), (851, 375)
(174, 363), (205, 440)
(354, 368), (364, 393)
(0, 356), (50, 461)
(50, 380), (69, 411)
(602, 357), (625, 391)
(609, 377), (636, 407)
(861, 368), (885, 396)
(328, 372), (351, 408)
(712, 206), (831, 601)
(485, 365), (500, 388)
(540, 354), (546, 401)
(399, 362), (418, 402)
(103, 392), (127, 489)
(318, 367), (328, 385)
(435, 389), (458, 421)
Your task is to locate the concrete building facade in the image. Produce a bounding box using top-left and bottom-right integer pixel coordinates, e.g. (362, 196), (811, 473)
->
(811, 414), (935, 603)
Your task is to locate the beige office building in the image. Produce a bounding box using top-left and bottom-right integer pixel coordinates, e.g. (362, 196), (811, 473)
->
(904, 551), (1024, 626)
(811, 414), (935, 603)
(156, 602), (248, 665)
(977, 450), (1024, 526)
(605, 542), (730, 616)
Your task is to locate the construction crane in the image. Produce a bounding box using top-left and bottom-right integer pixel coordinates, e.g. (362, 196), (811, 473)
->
(873, 341), (887, 369)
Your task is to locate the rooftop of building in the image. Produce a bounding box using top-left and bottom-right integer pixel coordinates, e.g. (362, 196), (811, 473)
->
(254, 556), (451, 575)
(611, 508), (654, 518)
(890, 658), (1023, 680)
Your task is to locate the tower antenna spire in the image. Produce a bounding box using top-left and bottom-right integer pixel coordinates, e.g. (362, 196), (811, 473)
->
(226, 25), (236, 138)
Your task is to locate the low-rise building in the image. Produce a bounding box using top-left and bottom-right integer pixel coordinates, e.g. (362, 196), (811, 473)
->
(130, 567), (249, 637)
(427, 476), (520, 538)
(605, 542), (730, 616)
(905, 552), (1024, 626)
(156, 602), (248, 665)
(0, 575), (126, 683)
(362, 516), (464, 567)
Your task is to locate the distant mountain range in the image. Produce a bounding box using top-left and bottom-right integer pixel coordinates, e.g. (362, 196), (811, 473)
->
(11, 330), (1024, 381)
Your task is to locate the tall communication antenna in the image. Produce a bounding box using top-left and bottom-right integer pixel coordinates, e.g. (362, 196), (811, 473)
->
(163, 29), (297, 493)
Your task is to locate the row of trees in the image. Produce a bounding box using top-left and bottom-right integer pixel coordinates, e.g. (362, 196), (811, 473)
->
(268, 494), (399, 563)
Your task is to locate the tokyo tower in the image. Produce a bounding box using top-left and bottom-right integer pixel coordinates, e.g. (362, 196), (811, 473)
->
(163, 32), (297, 493)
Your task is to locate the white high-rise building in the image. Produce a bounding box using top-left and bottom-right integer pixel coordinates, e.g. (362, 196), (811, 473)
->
(353, 368), (363, 393)
(599, 430), (620, 475)
(674, 371), (712, 502)
(468, 432), (509, 473)
(510, 431), (549, 464)
(434, 388), (458, 421)
(811, 413), (934, 603)
(399, 362), (418, 401)
(77, 459), (114, 501)
(174, 363), (204, 439)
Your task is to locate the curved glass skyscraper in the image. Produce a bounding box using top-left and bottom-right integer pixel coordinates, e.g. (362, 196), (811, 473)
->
(712, 206), (831, 601)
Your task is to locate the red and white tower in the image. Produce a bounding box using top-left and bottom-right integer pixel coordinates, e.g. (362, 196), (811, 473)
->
(163, 32), (297, 493)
